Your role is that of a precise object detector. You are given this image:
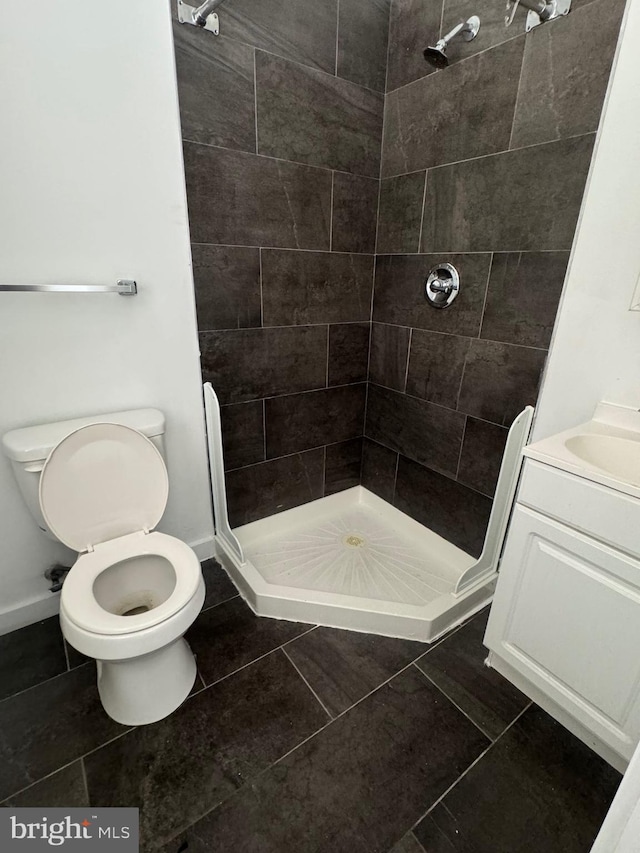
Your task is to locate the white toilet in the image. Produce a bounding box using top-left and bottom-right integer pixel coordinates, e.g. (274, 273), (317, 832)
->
(2, 409), (205, 726)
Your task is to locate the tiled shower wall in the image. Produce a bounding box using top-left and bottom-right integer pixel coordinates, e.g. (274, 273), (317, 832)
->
(364, 0), (625, 556)
(172, 0), (389, 527)
(174, 0), (624, 542)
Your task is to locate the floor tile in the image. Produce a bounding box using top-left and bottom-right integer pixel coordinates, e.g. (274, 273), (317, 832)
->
(413, 705), (621, 853)
(0, 616), (67, 701)
(285, 626), (428, 716)
(2, 761), (88, 807)
(180, 667), (489, 853)
(0, 664), (127, 801)
(85, 651), (327, 851)
(201, 559), (239, 610)
(416, 612), (529, 740)
(187, 597), (313, 686)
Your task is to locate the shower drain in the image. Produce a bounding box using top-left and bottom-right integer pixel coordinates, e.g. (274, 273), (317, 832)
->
(342, 533), (366, 548)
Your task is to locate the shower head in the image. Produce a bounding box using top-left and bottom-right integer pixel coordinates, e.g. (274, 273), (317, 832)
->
(423, 45), (449, 69)
(424, 15), (480, 69)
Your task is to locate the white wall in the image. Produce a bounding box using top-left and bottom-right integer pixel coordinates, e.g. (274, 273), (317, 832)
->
(0, 0), (214, 632)
(532, 0), (640, 441)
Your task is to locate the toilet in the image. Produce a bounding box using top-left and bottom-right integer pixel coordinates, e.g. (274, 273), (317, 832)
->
(2, 410), (205, 726)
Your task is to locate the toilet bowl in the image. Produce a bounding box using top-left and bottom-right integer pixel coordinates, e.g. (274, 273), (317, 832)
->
(37, 421), (205, 726)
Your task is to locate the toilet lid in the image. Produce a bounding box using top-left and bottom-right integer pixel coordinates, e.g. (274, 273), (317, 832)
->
(39, 422), (169, 552)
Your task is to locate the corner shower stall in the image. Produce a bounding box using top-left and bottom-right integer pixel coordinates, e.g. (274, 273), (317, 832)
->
(173, 0), (624, 639)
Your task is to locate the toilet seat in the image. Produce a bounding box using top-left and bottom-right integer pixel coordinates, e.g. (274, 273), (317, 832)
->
(61, 530), (202, 635)
(40, 422), (203, 637)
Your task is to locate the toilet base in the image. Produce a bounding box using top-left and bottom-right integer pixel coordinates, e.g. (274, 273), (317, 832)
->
(97, 636), (197, 726)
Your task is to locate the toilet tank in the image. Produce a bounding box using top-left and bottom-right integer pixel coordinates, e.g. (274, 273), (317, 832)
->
(2, 409), (166, 542)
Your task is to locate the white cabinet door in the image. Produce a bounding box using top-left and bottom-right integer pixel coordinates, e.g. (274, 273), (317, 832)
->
(485, 505), (640, 761)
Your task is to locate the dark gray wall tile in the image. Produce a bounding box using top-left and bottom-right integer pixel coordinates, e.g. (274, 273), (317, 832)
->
(219, 0), (338, 73)
(325, 438), (364, 496)
(192, 244), (261, 331)
(0, 666), (126, 801)
(0, 616), (67, 702)
(86, 652), (325, 851)
(414, 706), (621, 853)
(406, 330), (470, 409)
(361, 438), (398, 502)
(366, 385), (465, 478)
(225, 449), (325, 527)
(511, 0), (625, 148)
(421, 135), (595, 252)
(338, 0), (391, 91)
(328, 323), (371, 386)
(220, 400), (265, 470)
(382, 39), (524, 176)
(458, 340), (546, 426)
(188, 599), (312, 686)
(457, 417), (509, 498)
(265, 385), (366, 458)
(389, 833), (428, 853)
(256, 52), (384, 176)
(174, 28), (255, 152)
(200, 326), (327, 404)
(369, 323), (411, 391)
(182, 668), (488, 853)
(184, 143), (332, 249)
(387, 0), (441, 92)
(286, 626), (426, 716)
(376, 172), (426, 253)
(481, 252), (569, 348)
(3, 762), (88, 808)
(332, 173), (379, 254)
(261, 250), (373, 325)
(373, 253), (491, 336)
(394, 456), (492, 557)
(417, 612), (529, 739)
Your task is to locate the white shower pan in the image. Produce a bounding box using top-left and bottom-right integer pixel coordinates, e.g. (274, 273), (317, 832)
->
(204, 384), (533, 643)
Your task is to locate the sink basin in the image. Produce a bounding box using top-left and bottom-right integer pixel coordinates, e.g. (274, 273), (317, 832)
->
(565, 434), (640, 487)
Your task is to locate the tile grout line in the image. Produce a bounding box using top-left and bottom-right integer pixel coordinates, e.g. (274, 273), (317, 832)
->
(508, 34), (528, 151)
(281, 647), (334, 720)
(63, 639), (71, 673)
(407, 702), (534, 835)
(182, 134), (381, 182)
(191, 241), (570, 257)
(329, 171), (335, 251)
(417, 170), (429, 253)
(262, 398), (267, 461)
(80, 757), (90, 805)
(253, 47), (259, 154)
(378, 129), (596, 180)
(412, 663), (497, 744)
(334, 0), (340, 76)
(402, 328), (413, 394)
(454, 415), (467, 481)
(476, 251), (495, 342)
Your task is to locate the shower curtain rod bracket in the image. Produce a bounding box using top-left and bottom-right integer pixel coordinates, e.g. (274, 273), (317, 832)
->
(177, 0), (220, 35)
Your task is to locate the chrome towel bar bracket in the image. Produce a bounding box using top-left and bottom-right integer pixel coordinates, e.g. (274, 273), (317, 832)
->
(0, 280), (138, 295)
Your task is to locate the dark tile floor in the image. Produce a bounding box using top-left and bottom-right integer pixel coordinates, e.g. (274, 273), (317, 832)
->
(0, 559), (621, 852)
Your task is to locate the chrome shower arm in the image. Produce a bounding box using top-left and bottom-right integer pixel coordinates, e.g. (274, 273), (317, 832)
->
(505, 0), (571, 30)
(192, 0), (226, 26)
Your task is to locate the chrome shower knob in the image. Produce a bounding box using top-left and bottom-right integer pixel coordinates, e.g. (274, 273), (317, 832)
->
(425, 263), (460, 309)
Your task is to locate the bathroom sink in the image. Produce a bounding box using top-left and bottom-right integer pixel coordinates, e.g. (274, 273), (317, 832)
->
(565, 434), (640, 487)
(523, 403), (640, 499)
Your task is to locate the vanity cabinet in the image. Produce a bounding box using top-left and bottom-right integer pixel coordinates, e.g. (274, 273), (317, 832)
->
(485, 458), (640, 768)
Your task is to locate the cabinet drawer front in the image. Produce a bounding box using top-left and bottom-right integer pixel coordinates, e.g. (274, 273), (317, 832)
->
(519, 460), (640, 558)
(486, 506), (640, 759)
